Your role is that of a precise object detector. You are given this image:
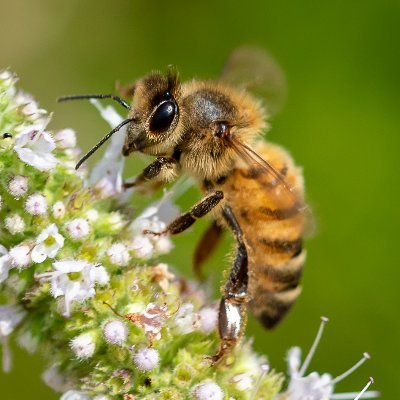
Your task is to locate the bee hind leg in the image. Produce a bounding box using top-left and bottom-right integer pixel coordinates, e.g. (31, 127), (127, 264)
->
(211, 205), (249, 364)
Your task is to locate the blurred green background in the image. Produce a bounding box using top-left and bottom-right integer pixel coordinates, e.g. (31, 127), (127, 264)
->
(1, 0), (399, 398)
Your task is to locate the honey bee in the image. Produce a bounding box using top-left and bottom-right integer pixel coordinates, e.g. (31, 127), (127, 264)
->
(58, 47), (308, 362)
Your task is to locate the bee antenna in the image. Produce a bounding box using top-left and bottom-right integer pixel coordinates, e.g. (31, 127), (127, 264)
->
(57, 94), (131, 110)
(75, 117), (135, 170)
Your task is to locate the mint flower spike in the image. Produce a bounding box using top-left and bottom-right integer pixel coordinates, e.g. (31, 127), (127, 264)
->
(1, 70), (285, 399)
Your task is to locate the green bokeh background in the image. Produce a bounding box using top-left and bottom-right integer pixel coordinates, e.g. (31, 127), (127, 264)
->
(1, 0), (399, 398)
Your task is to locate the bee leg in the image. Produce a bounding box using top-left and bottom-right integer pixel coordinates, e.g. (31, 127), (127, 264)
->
(193, 221), (223, 280)
(144, 191), (224, 236)
(211, 205), (249, 364)
(123, 157), (178, 189)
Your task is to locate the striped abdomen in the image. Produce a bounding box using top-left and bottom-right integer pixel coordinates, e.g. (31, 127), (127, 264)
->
(220, 141), (307, 329)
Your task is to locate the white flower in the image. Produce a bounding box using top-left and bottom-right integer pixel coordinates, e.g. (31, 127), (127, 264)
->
(85, 209), (99, 222)
(4, 214), (25, 234)
(42, 364), (72, 392)
(54, 129), (77, 149)
(107, 243), (130, 266)
(88, 100), (126, 197)
(231, 373), (253, 391)
(31, 224), (65, 263)
(133, 347), (159, 371)
(70, 332), (96, 359)
(9, 244), (31, 269)
(60, 390), (91, 400)
(0, 305), (26, 337)
(37, 260), (109, 317)
(0, 305), (26, 372)
(174, 303), (197, 334)
(25, 193), (47, 215)
(103, 319), (128, 345)
(279, 317), (379, 400)
(8, 175), (28, 198)
(0, 246), (12, 283)
(14, 123), (58, 171)
(93, 396), (110, 400)
(198, 307), (218, 334)
(53, 201), (66, 219)
(192, 381), (224, 400)
(130, 236), (154, 259)
(66, 218), (90, 240)
(14, 90), (47, 121)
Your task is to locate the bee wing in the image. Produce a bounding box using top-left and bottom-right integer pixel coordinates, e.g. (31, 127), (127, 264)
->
(220, 46), (287, 117)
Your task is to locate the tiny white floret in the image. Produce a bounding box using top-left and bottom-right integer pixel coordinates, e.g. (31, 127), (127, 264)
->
(231, 373), (253, 391)
(52, 201), (66, 219)
(131, 236), (154, 259)
(103, 319), (128, 345)
(66, 218), (90, 240)
(133, 347), (160, 371)
(5, 214), (25, 234)
(9, 244), (31, 269)
(174, 303), (196, 334)
(192, 381), (224, 400)
(107, 243), (130, 266)
(31, 224), (65, 263)
(25, 193), (47, 215)
(54, 129), (77, 149)
(198, 307), (218, 334)
(70, 332), (96, 359)
(8, 175), (28, 198)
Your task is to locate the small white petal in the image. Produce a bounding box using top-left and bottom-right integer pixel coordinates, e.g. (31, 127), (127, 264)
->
(133, 347), (159, 371)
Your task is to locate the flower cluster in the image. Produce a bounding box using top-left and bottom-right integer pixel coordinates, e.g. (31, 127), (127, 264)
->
(0, 71), (284, 399)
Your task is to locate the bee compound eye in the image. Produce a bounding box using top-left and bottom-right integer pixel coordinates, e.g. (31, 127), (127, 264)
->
(3, 132), (12, 139)
(149, 100), (177, 133)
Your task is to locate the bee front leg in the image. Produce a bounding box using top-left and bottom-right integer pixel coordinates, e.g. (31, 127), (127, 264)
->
(211, 205), (249, 364)
(144, 191), (224, 236)
(123, 157), (178, 189)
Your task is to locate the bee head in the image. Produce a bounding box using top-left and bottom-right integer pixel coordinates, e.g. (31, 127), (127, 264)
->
(122, 70), (182, 157)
